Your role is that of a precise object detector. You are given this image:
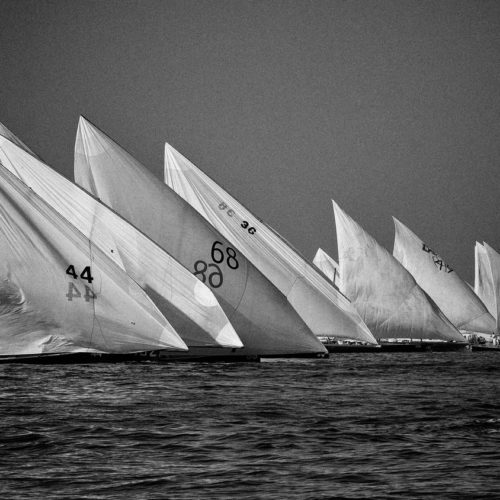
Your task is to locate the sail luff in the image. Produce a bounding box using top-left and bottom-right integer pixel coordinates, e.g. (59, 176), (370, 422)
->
(0, 121), (40, 159)
(164, 141), (377, 345)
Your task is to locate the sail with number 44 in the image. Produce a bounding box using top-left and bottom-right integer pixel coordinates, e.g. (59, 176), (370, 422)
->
(313, 248), (341, 289)
(393, 218), (496, 334)
(333, 201), (466, 343)
(74, 116), (326, 358)
(163, 142), (377, 346)
(0, 129), (242, 351)
(0, 161), (187, 357)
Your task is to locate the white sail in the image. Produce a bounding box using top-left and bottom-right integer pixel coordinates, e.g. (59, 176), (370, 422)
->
(476, 242), (500, 332)
(0, 121), (39, 159)
(333, 201), (466, 343)
(0, 135), (242, 350)
(0, 164), (188, 356)
(313, 248), (341, 288)
(74, 116), (326, 357)
(474, 242), (496, 322)
(393, 218), (495, 334)
(163, 143), (376, 345)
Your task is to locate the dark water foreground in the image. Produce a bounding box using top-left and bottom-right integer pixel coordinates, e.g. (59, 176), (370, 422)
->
(0, 351), (499, 499)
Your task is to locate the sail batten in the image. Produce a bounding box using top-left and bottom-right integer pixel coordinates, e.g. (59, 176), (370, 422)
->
(333, 201), (466, 343)
(163, 141), (377, 345)
(313, 248), (341, 289)
(74, 116), (326, 357)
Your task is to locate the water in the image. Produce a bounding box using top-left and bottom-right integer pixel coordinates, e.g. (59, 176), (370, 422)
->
(1, 351), (499, 499)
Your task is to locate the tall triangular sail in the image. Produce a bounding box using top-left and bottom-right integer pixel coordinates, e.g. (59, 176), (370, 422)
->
(74, 116), (326, 357)
(333, 201), (465, 343)
(0, 135), (242, 350)
(164, 142), (376, 345)
(313, 248), (340, 288)
(474, 242), (496, 322)
(0, 164), (187, 356)
(475, 242), (500, 332)
(393, 218), (495, 334)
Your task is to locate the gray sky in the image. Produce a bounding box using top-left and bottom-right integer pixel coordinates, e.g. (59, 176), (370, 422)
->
(2, 0), (499, 283)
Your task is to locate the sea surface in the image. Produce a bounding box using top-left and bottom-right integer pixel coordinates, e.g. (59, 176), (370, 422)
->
(1, 350), (499, 499)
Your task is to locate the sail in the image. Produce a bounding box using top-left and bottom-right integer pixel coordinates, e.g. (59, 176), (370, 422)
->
(313, 248), (341, 288)
(163, 142), (376, 345)
(393, 218), (495, 333)
(476, 242), (500, 332)
(0, 121), (39, 159)
(333, 201), (465, 342)
(0, 136), (242, 350)
(474, 242), (496, 321)
(74, 116), (326, 357)
(0, 164), (188, 356)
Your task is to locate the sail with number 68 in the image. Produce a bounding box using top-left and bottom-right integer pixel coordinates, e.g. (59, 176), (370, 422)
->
(162, 142), (377, 346)
(74, 116), (326, 358)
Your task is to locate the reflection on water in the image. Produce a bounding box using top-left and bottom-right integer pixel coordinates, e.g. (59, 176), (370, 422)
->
(0, 351), (499, 499)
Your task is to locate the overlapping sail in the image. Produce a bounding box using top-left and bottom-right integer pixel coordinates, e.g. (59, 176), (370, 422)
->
(475, 242), (500, 332)
(333, 201), (465, 343)
(74, 116), (326, 357)
(0, 134), (242, 350)
(313, 248), (340, 289)
(0, 121), (39, 159)
(0, 163), (188, 356)
(393, 218), (495, 334)
(163, 143), (376, 345)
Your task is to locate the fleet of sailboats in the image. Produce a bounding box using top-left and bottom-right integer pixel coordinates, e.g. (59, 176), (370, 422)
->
(0, 116), (496, 361)
(332, 201), (467, 349)
(0, 133), (243, 355)
(0, 156), (187, 360)
(74, 117), (327, 359)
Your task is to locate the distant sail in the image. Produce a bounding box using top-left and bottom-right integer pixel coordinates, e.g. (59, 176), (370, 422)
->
(163, 142), (376, 345)
(475, 242), (500, 332)
(74, 116), (326, 357)
(474, 242), (496, 321)
(313, 248), (340, 288)
(333, 201), (465, 343)
(0, 135), (242, 350)
(0, 121), (40, 159)
(0, 164), (187, 356)
(393, 218), (495, 334)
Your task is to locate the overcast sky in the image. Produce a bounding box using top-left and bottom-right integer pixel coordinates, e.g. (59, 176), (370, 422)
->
(2, 0), (499, 283)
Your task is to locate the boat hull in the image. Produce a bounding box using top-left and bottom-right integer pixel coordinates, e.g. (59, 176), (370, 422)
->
(379, 342), (468, 352)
